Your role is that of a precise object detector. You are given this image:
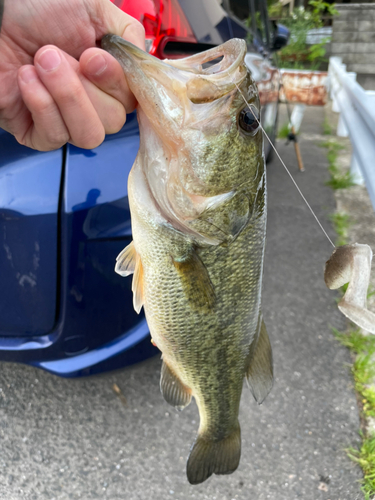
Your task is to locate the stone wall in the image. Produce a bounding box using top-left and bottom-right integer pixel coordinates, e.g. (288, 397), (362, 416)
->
(331, 4), (375, 90)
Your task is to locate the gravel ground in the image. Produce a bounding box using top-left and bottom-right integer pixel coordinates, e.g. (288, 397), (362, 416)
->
(0, 105), (364, 500)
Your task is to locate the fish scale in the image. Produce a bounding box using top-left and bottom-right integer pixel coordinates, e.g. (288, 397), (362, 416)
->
(103, 35), (273, 485)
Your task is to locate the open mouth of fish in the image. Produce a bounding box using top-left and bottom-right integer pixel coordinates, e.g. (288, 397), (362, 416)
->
(101, 35), (261, 246)
(101, 34), (248, 104)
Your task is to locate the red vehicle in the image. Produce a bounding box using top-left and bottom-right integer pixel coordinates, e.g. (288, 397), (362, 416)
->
(111, 0), (288, 158)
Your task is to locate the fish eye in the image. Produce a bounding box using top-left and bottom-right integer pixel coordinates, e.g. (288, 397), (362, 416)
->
(238, 105), (260, 135)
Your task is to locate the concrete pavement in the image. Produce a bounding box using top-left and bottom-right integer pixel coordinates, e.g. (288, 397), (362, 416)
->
(0, 105), (363, 500)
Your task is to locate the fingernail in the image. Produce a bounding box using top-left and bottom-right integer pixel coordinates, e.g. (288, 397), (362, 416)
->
(19, 66), (37, 84)
(37, 48), (61, 71)
(85, 53), (107, 76)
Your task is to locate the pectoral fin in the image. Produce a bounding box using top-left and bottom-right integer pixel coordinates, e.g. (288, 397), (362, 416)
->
(115, 241), (145, 313)
(173, 249), (215, 310)
(246, 318), (273, 404)
(325, 243), (375, 333)
(160, 360), (192, 410)
(132, 255), (144, 314)
(115, 241), (137, 277)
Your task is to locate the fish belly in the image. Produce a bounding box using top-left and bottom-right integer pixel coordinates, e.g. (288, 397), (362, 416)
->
(133, 197), (266, 417)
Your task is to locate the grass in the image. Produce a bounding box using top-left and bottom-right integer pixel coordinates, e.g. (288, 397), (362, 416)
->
(320, 139), (344, 151)
(277, 122), (290, 139)
(368, 286), (375, 301)
(326, 167), (354, 190)
(334, 327), (375, 498)
(348, 436), (375, 500)
(320, 140), (354, 190)
(329, 212), (351, 247)
(323, 118), (333, 135)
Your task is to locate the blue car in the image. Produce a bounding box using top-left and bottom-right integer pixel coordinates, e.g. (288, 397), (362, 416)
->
(0, 0), (287, 377)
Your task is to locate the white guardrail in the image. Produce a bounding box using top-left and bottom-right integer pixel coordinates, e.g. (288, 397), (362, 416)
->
(328, 57), (375, 210)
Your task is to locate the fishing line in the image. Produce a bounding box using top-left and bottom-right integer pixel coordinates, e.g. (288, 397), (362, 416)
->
(233, 81), (335, 249)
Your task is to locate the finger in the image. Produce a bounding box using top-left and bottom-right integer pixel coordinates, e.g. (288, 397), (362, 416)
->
(60, 49), (127, 134)
(120, 21), (146, 51)
(80, 48), (137, 113)
(79, 71), (127, 134)
(34, 45), (105, 149)
(98, 1), (146, 51)
(17, 65), (70, 151)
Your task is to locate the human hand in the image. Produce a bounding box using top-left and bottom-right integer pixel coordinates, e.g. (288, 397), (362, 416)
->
(0, 0), (145, 151)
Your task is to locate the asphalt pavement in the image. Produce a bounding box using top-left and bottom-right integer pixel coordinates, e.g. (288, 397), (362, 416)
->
(0, 105), (364, 500)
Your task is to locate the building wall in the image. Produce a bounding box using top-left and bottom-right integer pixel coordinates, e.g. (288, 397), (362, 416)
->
(331, 4), (375, 90)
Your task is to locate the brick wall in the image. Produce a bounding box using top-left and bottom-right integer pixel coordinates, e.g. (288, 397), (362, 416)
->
(331, 4), (375, 90)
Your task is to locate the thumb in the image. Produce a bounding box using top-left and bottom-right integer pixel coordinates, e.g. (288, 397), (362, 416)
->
(92, 0), (146, 50)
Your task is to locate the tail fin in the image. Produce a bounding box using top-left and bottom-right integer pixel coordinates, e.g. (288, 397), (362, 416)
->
(186, 422), (241, 485)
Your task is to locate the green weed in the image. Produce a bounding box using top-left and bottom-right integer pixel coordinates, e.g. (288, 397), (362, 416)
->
(329, 212), (351, 247)
(334, 327), (375, 498)
(368, 286), (375, 301)
(323, 118), (333, 135)
(348, 436), (375, 500)
(320, 140), (354, 189)
(332, 327), (371, 354)
(320, 139), (344, 151)
(326, 167), (354, 190)
(278, 122), (290, 139)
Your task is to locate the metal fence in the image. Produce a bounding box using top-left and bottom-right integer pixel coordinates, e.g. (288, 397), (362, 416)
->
(328, 56), (375, 211)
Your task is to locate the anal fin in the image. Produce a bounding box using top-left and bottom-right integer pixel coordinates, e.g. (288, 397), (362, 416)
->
(160, 360), (192, 410)
(187, 421), (241, 485)
(246, 318), (273, 404)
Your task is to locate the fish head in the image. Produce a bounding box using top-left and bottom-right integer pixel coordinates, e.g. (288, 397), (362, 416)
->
(102, 36), (264, 242)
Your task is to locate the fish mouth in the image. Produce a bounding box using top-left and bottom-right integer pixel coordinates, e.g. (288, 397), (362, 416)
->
(101, 35), (247, 104)
(101, 36), (255, 245)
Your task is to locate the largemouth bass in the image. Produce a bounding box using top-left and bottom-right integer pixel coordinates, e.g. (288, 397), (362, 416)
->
(102, 35), (273, 485)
